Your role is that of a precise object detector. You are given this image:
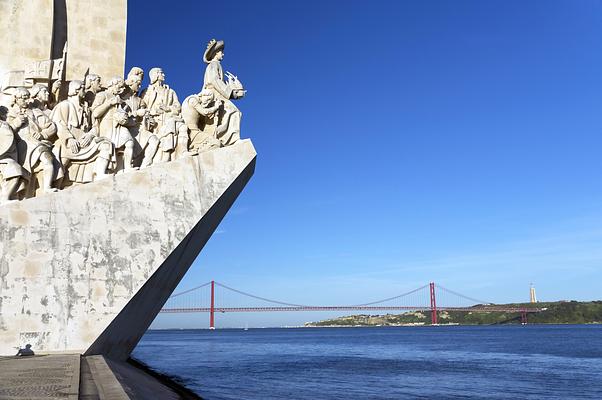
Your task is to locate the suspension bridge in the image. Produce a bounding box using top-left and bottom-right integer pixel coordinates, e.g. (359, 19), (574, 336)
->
(159, 281), (544, 328)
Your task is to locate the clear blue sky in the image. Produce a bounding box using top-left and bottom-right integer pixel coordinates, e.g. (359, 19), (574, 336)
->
(126, 0), (602, 328)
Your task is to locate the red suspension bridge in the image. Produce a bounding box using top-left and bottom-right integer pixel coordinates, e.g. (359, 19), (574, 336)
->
(160, 281), (543, 329)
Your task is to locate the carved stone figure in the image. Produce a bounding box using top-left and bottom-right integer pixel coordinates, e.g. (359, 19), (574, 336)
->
(123, 68), (146, 118)
(141, 68), (188, 161)
(84, 74), (102, 108)
(91, 76), (136, 171)
(83, 74), (103, 129)
(122, 67), (158, 167)
(108, 108), (138, 172)
(135, 114), (160, 168)
(0, 38), (250, 202)
(6, 88), (61, 195)
(29, 84), (52, 116)
(50, 80), (113, 184)
(182, 89), (223, 153)
(0, 120), (27, 203)
(202, 39), (245, 146)
(48, 80), (63, 109)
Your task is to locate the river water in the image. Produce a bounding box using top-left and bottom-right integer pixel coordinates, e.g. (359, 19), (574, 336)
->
(133, 325), (602, 399)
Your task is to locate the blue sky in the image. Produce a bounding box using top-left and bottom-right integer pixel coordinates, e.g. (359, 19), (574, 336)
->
(126, 0), (602, 328)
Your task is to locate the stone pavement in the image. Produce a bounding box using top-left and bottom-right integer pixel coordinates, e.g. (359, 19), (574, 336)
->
(0, 354), (80, 399)
(0, 354), (200, 399)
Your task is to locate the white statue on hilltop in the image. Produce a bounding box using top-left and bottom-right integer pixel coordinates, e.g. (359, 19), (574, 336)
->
(202, 39), (245, 146)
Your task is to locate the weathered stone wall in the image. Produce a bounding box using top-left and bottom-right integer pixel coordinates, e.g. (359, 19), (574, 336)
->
(0, 140), (256, 357)
(0, 0), (126, 83)
(0, 0), (54, 78)
(64, 0), (127, 80)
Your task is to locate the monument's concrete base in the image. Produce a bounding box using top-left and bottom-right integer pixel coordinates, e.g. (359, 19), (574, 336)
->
(0, 140), (256, 358)
(0, 354), (201, 399)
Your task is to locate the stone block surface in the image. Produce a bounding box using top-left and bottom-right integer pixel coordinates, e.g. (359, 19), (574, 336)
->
(0, 140), (256, 357)
(0, 0), (126, 84)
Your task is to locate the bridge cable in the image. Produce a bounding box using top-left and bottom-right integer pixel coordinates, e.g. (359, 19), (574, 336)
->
(436, 284), (493, 305)
(214, 282), (309, 307)
(168, 282), (212, 298)
(350, 284), (431, 307)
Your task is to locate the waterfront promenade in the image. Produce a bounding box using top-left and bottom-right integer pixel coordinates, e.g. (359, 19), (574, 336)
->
(0, 354), (200, 399)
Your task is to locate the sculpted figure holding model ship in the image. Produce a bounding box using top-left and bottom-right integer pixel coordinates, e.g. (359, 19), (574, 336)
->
(202, 39), (245, 147)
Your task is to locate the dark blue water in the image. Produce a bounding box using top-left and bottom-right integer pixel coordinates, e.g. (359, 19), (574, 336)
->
(133, 325), (602, 399)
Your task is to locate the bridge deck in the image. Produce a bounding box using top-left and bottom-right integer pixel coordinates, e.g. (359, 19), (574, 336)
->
(161, 306), (544, 313)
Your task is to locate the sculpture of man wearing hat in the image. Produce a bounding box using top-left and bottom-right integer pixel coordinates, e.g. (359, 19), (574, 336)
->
(202, 39), (245, 146)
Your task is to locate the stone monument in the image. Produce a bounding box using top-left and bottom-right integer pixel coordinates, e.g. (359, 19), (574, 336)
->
(0, 0), (253, 372)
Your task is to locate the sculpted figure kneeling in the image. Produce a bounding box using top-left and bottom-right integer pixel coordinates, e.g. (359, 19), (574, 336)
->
(50, 80), (113, 184)
(182, 89), (228, 153)
(7, 88), (62, 196)
(203, 39), (245, 147)
(135, 114), (160, 168)
(141, 68), (189, 161)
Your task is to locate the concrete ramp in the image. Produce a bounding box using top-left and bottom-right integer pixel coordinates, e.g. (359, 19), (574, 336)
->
(0, 140), (256, 358)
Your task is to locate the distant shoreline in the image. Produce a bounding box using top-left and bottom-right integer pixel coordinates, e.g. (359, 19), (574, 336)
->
(305, 300), (602, 327)
(302, 322), (602, 328)
(147, 322), (602, 331)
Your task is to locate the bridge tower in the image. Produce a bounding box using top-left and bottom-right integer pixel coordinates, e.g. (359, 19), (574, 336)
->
(429, 282), (438, 325)
(210, 280), (216, 330)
